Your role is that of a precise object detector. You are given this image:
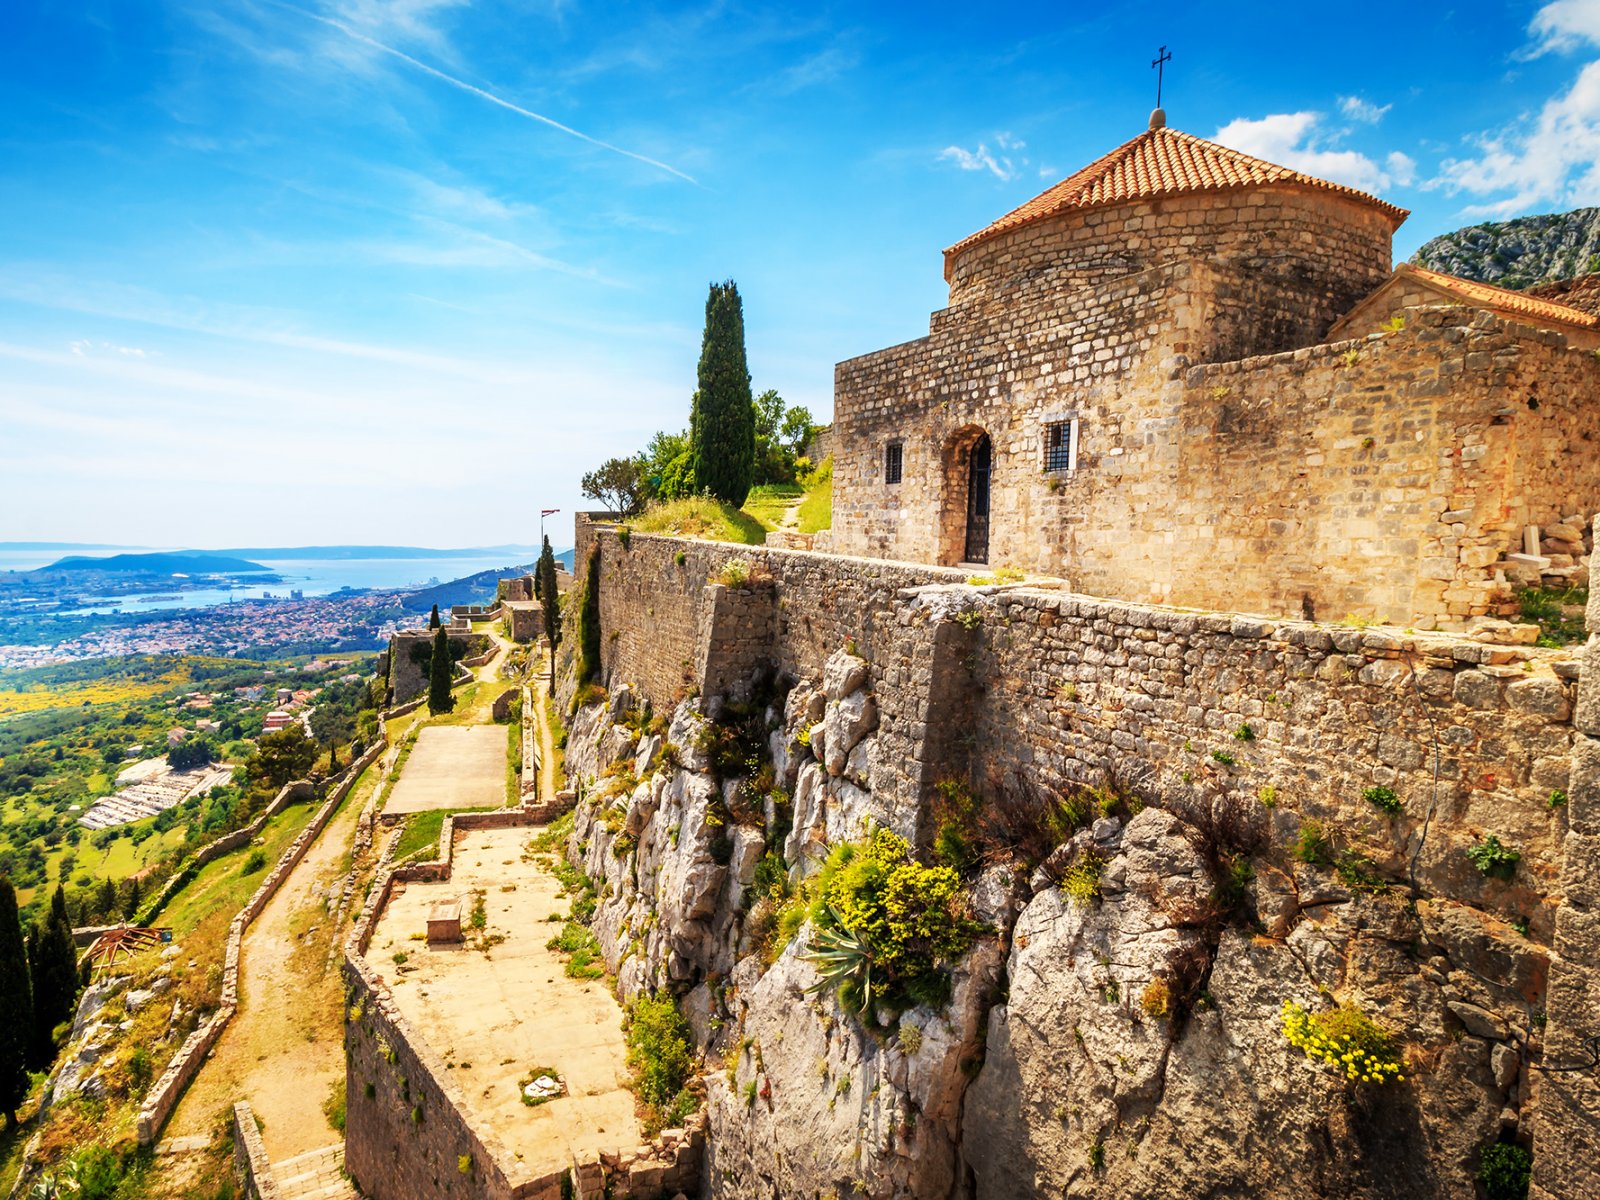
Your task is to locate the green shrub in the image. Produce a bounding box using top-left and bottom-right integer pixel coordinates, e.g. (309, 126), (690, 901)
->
(1281, 1000), (1404, 1083)
(324, 1077), (347, 1133)
(1210, 750), (1235, 766)
(546, 921), (604, 979)
(804, 828), (977, 1017)
(1363, 785), (1402, 815)
(1293, 820), (1333, 867)
(1467, 834), (1520, 881)
(1061, 852), (1107, 905)
(1548, 789), (1569, 810)
(627, 993), (693, 1108)
(241, 848), (267, 875)
(1477, 1141), (1532, 1200)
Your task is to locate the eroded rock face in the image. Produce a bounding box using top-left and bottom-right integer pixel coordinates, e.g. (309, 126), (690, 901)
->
(558, 659), (1550, 1200)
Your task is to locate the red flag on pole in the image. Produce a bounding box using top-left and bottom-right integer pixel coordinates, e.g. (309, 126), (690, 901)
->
(540, 509), (560, 517)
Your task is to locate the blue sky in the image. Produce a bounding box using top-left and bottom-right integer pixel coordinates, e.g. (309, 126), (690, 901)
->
(4, 0), (1600, 548)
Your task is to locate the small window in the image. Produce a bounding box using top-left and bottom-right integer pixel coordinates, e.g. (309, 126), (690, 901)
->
(884, 441), (904, 485)
(1044, 419), (1078, 473)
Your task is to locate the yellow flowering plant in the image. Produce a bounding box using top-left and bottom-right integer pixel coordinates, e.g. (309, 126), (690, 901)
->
(1282, 1000), (1405, 1084)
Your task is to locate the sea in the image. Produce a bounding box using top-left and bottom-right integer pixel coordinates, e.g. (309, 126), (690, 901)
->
(0, 549), (540, 616)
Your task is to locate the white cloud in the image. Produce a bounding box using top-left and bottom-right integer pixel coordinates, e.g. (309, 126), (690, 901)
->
(1433, 3), (1600, 216)
(1339, 95), (1391, 124)
(1386, 150), (1417, 186)
(1212, 111), (1405, 194)
(1527, 0), (1600, 55)
(938, 133), (1028, 182)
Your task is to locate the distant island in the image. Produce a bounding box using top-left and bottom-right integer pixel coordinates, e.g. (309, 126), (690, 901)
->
(38, 552), (269, 575)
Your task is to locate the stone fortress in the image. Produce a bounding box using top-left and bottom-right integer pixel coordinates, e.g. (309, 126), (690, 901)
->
(334, 113), (1600, 1200)
(829, 110), (1600, 629)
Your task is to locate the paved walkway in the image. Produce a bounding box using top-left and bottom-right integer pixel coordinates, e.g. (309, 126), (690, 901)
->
(383, 725), (506, 816)
(367, 826), (640, 1175)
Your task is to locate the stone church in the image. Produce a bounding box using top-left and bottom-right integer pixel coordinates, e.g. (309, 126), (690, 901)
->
(828, 111), (1600, 628)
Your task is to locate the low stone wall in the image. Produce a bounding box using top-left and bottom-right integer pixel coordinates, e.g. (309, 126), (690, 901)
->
(134, 741), (386, 1144)
(520, 685), (541, 797)
(343, 798), (692, 1200)
(232, 1101), (279, 1200)
(136, 780), (315, 926)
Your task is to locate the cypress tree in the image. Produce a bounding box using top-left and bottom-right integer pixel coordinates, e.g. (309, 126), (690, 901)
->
(95, 878), (116, 922)
(578, 546), (602, 684)
(28, 886), (79, 1069)
(428, 626), (455, 715)
(537, 537), (561, 656)
(0, 879), (33, 1125)
(689, 280), (756, 506)
(428, 603), (441, 630)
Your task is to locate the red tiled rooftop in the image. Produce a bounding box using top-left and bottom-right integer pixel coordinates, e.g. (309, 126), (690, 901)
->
(1400, 263), (1599, 329)
(945, 120), (1410, 263)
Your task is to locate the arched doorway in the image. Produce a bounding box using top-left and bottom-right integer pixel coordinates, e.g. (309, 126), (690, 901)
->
(964, 433), (992, 563)
(939, 426), (993, 566)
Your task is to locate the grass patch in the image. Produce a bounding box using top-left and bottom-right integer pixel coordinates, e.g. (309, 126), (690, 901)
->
(741, 485), (803, 531)
(797, 469), (832, 534)
(633, 497), (767, 545)
(392, 810), (447, 863)
(546, 920), (604, 979)
(1517, 585), (1588, 647)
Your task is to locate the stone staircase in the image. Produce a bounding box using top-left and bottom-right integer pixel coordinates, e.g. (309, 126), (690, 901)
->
(273, 1144), (357, 1200)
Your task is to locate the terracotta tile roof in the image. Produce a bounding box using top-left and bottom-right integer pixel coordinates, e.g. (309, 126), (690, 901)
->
(1400, 264), (1599, 329)
(1520, 272), (1600, 320)
(945, 122), (1410, 262)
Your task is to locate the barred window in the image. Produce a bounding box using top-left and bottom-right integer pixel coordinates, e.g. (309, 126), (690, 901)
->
(1044, 419), (1078, 472)
(885, 440), (904, 485)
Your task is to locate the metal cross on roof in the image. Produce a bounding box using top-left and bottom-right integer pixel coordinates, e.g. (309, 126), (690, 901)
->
(1152, 45), (1172, 108)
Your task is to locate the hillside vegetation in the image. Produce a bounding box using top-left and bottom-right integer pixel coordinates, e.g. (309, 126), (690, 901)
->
(1411, 207), (1600, 289)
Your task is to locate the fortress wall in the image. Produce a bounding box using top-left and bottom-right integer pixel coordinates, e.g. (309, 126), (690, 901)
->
(953, 589), (1575, 929)
(943, 187), (1394, 334)
(1533, 540), (1600, 1198)
(1170, 308), (1600, 627)
(578, 532), (1577, 926)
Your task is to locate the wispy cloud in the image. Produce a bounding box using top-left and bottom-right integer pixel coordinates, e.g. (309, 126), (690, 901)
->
(770, 43), (860, 96)
(1213, 111), (1409, 194)
(270, 1), (698, 183)
(1339, 95), (1391, 124)
(1432, 1), (1600, 216)
(938, 132), (1030, 182)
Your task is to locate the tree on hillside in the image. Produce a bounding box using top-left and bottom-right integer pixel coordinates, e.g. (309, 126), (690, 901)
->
(95, 878), (117, 922)
(0, 878), (33, 1125)
(689, 280), (756, 505)
(428, 625), (455, 715)
(428, 604), (441, 630)
(29, 889), (78, 1068)
(167, 735), (215, 772)
(581, 457), (646, 516)
(537, 536), (561, 664)
(253, 725), (319, 792)
(642, 430), (692, 502)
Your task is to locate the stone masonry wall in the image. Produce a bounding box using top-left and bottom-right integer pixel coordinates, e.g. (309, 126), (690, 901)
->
(1531, 520), (1600, 1200)
(944, 186), (1394, 338)
(834, 287), (1600, 628)
(560, 528), (1598, 1197)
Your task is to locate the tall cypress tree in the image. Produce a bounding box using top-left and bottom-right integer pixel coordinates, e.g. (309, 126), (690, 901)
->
(577, 546), (602, 684)
(27, 886), (79, 1069)
(537, 536), (561, 655)
(689, 280), (756, 506)
(428, 604), (441, 630)
(427, 626), (455, 715)
(0, 879), (33, 1125)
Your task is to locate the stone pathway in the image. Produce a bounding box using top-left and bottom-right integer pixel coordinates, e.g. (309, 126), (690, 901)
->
(382, 725), (506, 816)
(162, 770), (376, 1159)
(274, 1144), (356, 1200)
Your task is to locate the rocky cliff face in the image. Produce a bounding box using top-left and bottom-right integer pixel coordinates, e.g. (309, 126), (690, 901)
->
(1411, 208), (1600, 289)
(556, 642), (1552, 1199)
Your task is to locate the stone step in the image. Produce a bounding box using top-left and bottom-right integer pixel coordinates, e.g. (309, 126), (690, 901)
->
(273, 1144), (354, 1200)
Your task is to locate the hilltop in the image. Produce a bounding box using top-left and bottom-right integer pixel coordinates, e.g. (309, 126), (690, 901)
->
(38, 552), (268, 575)
(1410, 207), (1600, 289)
